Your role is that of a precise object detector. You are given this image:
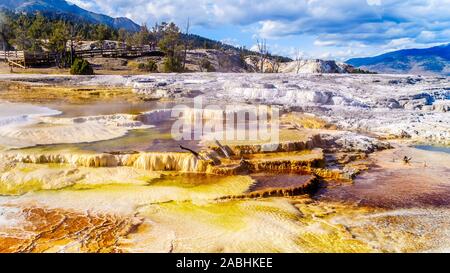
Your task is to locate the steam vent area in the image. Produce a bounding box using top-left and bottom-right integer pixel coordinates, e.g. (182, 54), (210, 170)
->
(0, 73), (449, 253)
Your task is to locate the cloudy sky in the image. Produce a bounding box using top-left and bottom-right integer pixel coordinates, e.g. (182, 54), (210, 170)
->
(68, 0), (450, 60)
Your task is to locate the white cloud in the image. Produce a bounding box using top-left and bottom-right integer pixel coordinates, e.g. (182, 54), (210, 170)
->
(313, 40), (338, 47)
(417, 30), (436, 42)
(366, 0), (382, 6)
(67, 0), (97, 11)
(67, 0), (450, 59)
(221, 38), (241, 48)
(250, 44), (259, 52)
(383, 38), (416, 49)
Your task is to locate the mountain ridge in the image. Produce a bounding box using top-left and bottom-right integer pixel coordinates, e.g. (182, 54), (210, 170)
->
(346, 44), (450, 76)
(0, 0), (140, 32)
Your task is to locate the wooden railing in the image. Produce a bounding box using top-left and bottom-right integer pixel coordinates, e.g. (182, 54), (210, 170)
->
(1, 47), (164, 68)
(24, 51), (58, 65)
(74, 46), (162, 58)
(0, 50), (25, 61)
(0, 50), (27, 68)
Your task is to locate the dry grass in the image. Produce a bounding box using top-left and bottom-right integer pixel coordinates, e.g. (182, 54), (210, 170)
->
(0, 62), (147, 76)
(282, 112), (337, 130)
(0, 81), (137, 104)
(0, 63), (69, 75)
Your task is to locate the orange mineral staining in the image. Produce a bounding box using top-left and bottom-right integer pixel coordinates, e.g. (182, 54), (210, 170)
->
(0, 206), (142, 253)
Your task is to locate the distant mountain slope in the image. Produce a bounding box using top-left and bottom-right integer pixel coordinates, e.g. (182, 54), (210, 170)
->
(346, 44), (450, 76)
(0, 0), (140, 32)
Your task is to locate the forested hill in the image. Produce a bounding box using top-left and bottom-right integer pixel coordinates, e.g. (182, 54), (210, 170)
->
(0, 0), (140, 31)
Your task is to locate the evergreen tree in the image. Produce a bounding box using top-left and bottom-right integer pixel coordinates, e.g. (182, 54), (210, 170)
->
(134, 24), (152, 46)
(13, 14), (32, 50)
(48, 21), (70, 67)
(28, 13), (47, 52)
(94, 24), (110, 48)
(117, 28), (127, 48)
(158, 22), (183, 72)
(0, 12), (14, 50)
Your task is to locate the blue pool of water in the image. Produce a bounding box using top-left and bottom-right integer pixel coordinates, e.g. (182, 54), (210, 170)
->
(415, 145), (450, 154)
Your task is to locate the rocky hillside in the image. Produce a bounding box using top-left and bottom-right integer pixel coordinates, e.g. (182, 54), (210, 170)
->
(241, 57), (362, 74)
(280, 59), (357, 74)
(0, 0), (140, 31)
(84, 46), (363, 74)
(84, 48), (249, 73)
(346, 44), (450, 76)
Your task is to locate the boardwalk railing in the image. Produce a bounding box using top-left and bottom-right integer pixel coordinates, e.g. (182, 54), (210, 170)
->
(0, 50), (25, 62)
(0, 50), (27, 68)
(74, 46), (163, 58)
(1, 47), (164, 68)
(1, 50), (55, 67)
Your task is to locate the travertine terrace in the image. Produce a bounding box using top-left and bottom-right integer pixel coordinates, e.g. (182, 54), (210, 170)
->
(0, 73), (449, 253)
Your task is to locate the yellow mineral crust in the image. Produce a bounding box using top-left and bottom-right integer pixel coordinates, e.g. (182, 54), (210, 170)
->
(204, 128), (323, 156)
(0, 151), (204, 171)
(0, 146), (345, 180)
(0, 161), (255, 206)
(0, 162), (160, 195)
(123, 197), (450, 253)
(126, 198), (310, 253)
(125, 198), (437, 253)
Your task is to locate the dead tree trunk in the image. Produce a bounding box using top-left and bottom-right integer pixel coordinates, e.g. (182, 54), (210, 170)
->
(257, 39), (268, 73)
(295, 49), (304, 74)
(180, 145), (200, 159)
(182, 18), (190, 71)
(215, 139), (230, 158)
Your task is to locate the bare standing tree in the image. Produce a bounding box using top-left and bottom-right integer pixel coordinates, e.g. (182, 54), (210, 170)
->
(182, 17), (190, 71)
(256, 39), (268, 73)
(69, 24), (78, 66)
(248, 56), (260, 72)
(270, 57), (281, 73)
(295, 49), (304, 74)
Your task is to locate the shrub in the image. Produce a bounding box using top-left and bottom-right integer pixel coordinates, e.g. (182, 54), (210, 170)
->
(138, 60), (158, 72)
(350, 68), (377, 74)
(70, 58), (94, 75)
(137, 63), (146, 70)
(162, 56), (183, 73)
(200, 58), (215, 72)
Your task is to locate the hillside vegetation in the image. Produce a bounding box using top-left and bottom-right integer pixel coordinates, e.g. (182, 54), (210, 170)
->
(0, 11), (290, 72)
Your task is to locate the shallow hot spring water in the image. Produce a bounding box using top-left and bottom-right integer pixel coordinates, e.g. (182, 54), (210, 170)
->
(414, 145), (450, 154)
(43, 100), (175, 118)
(22, 120), (201, 153)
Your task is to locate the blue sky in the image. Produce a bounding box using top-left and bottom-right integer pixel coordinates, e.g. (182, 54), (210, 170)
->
(68, 0), (450, 60)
